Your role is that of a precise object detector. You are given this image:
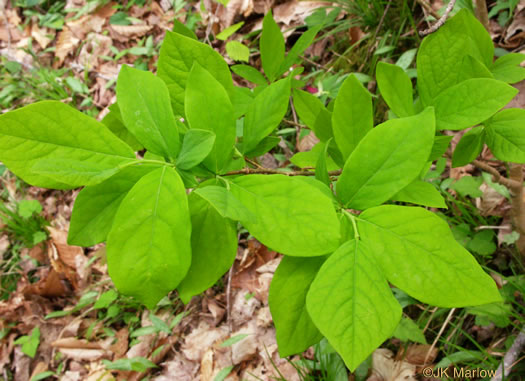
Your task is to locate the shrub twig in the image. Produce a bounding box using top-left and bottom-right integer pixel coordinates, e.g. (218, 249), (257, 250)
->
(419, 0), (457, 36)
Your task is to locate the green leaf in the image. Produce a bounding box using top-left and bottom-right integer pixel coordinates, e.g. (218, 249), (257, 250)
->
(485, 108), (525, 163)
(68, 165), (157, 246)
(226, 41), (250, 62)
(452, 126), (485, 167)
(106, 167), (192, 309)
(393, 318), (426, 344)
(116, 65), (180, 159)
(417, 9), (494, 106)
(332, 75), (373, 160)
(337, 108), (435, 210)
(429, 135), (453, 161)
(102, 104), (143, 151)
(231, 64), (267, 85)
(185, 63), (236, 173)
(220, 334), (250, 347)
(277, 26), (321, 76)
(436, 351), (483, 369)
(292, 89), (333, 142)
(94, 289), (119, 309)
(176, 129), (216, 170)
(231, 86), (254, 119)
(214, 366), (234, 381)
(216, 21), (244, 40)
(306, 240), (402, 371)
(457, 55), (493, 82)
(15, 327), (40, 358)
(491, 53), (525, 84)
(172, 19), (197, 40)
(230, 175), (340, 256)
(177, 193), (237, 304)
(451, 175), (483, 197)
(466, 302), (511, 328)
(358, 205), (502, 307)
(157, 31), (234, 116)
(0, 101), (135, 189)
(18, 200), (42, 218)
(260, 11), (284, 81)
(391, 180), (447, 208)
(467, 230), (497, 256)
(315, 140), (331, 186)
(290, 142), (338, 171)
(269, 256), (325, 357)
(243, 78), (290, 153)
(433, 78), (517, 131)
(193, 185), (255, 222)
(245, 136), (280, 157)
(376, 62), (414, 117)
(103, 357), (157, 372)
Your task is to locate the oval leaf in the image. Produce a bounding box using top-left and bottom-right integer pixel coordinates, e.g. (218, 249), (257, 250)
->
(106, 167), (192, 309)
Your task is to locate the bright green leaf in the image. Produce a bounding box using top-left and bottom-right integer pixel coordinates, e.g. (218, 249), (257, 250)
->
(116, 65), (180, 159)
(185, 63), (236, 173)
(68, 165), (157, 246)
(172, 20), (197, 40)
(216, 21), (244, 40)
(176, 129), (216, 170)
(393, 318), (427, 344)
(231, 65), (267, 85)
(332, 75), (373, 160)
(102, 103), (143, 151)
(260, 11), (284, 81)
(452, 126), (485, 167)
(306, 240), (402, 371)
(193, 185), (255, 222)
(451, 175), (483, 198)
(337, 108), (435, 210)
(433, 78), (517, 131)
(225, 41), (250, 62)
(292, 89), (333, 142)
(358, 205), (502, 307)
(157, 31), (234, 116)
(230, 175), (340, 256)
(243, 78), (290, 153)
(106, 167), (192, 309)
(376, 62), (414, 117)
(491, 53), (525, 84)
(0, 101), (135, 189)
(391, 180), (447, 208)
(177, 193), (237, 304)
(269, 256), (325, 357)
(277, 26), (321, 76)
(485, 108), (525, 163)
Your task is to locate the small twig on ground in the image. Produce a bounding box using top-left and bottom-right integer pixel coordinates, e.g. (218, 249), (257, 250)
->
(425, 308), (456, 364)
(492, 328), (525, 381)
(419, 0), (457, 36)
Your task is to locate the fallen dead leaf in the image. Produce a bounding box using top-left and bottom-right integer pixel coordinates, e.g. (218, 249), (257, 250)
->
(31, 22), (53, 49)
(55, 27), (80, 67)
(368, 348), (417, 381)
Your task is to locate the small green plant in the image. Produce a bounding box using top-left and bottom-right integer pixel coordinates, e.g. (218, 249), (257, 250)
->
(0, 9), (523, 372)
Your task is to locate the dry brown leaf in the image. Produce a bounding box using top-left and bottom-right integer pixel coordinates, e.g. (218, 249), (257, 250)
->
(201, 348), (214, 381)
(23, 268), (69, 297)
(397, 344), (438, 367)
(31, 22), (53, 49)
(297, 131), (319, 152)
(66, 15), (105, 39)
(29, 362), (48, 380)
(368, 348), (417, 381)
(476, 183), (508, 217)
(55, 27), (80, 66)
(0, 235), (9, 256)
(59, 348), (109, 361)
(182, 321), (229, 361)
(109, 327), (129, 359)
(110, 24), (152, 37)
(52, 337), (104, 350)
